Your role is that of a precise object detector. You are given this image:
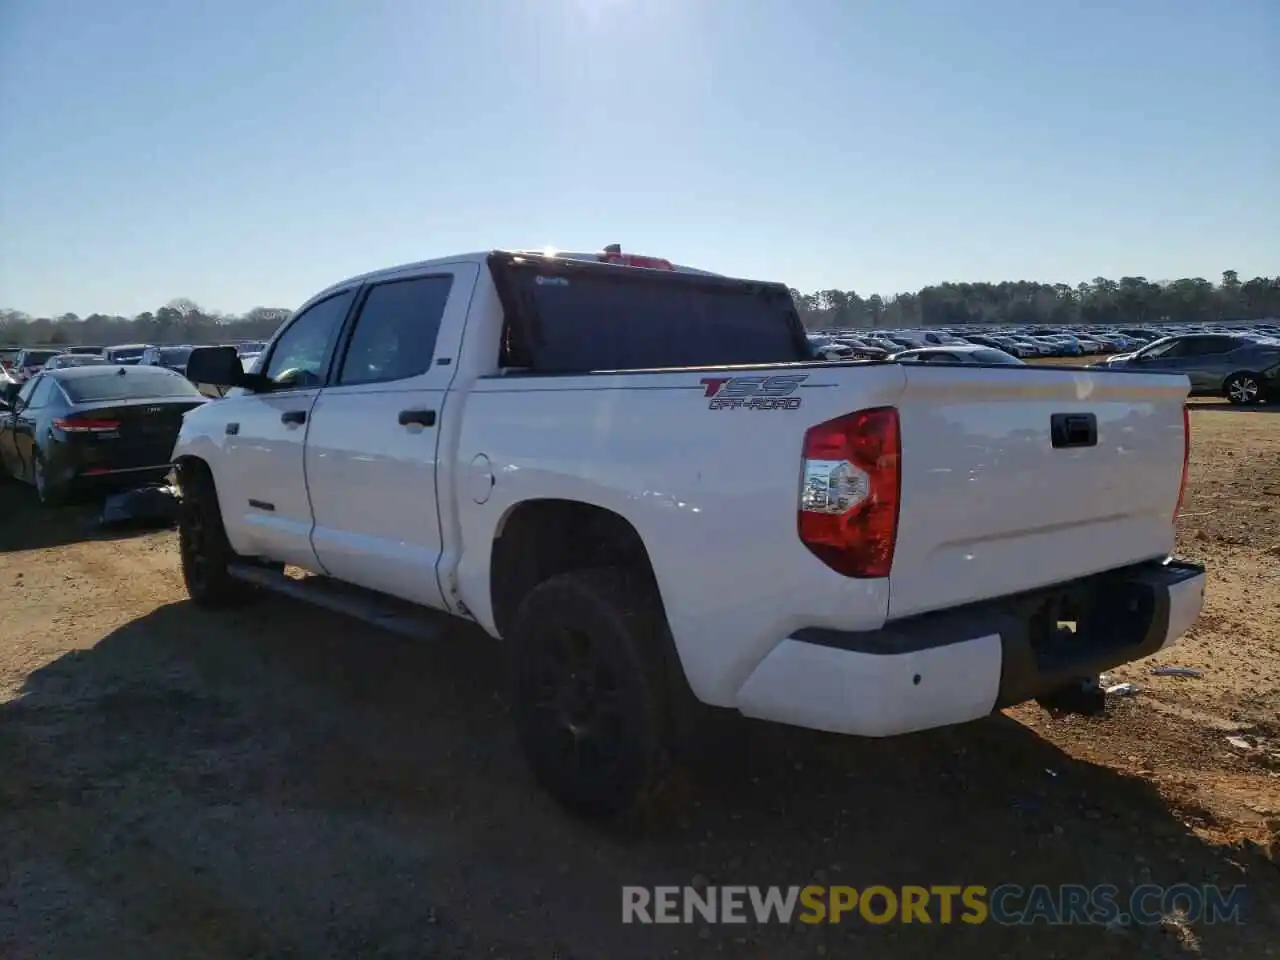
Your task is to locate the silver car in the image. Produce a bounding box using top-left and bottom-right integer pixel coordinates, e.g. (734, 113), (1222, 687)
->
(1096, 334), (1280, 402)
(42, 354), (110, 371)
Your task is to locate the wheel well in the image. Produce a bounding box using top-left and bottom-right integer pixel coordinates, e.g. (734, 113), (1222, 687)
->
(172, 455), (212, 490)
(1223, 370), (1260, 386)
(489, 499), (658, 640)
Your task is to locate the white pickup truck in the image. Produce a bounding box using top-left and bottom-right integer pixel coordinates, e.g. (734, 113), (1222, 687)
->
(174, 246), (1206, 819)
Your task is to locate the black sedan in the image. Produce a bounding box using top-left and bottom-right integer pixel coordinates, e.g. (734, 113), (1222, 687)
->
(0, 364), (207, 505)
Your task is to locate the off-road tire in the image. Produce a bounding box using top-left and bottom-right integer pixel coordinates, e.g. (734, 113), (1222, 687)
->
(178, 463), (254, 607)
(510, 567), (671, 821)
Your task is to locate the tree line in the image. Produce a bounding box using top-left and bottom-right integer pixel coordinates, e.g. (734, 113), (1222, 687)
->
(794, 271), (1279, 330)
(3, 271), (1278, 347)
(0, 299), (292, 348)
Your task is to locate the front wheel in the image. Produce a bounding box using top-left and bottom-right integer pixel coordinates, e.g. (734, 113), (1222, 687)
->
(178, 464), (255, 607)
(509, 567), (670, 820)
(1224, 372), (1262, 406)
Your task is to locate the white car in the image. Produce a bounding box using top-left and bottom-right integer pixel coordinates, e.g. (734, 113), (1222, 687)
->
(170, 244), (1206, 819)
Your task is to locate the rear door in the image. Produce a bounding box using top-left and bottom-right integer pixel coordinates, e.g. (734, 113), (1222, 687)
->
(304, 263), (477, 607)
(215, 289), (356, 570)
(1172, 335), (1233, 386)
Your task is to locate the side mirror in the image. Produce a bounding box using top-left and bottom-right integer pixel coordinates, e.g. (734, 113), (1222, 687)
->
(2, 382), (19, 407)
(186, 346), (270, 392)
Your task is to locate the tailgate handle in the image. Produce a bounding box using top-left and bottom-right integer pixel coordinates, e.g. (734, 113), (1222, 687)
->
(1051, 413), (1097, 449)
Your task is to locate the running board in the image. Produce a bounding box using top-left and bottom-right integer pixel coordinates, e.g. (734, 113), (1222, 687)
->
(226, 563), (449, 642)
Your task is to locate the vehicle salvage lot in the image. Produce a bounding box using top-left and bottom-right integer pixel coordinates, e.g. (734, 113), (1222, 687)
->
(2, 403), (1278, 959)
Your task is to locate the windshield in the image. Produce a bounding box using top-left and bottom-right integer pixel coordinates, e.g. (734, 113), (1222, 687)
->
(60, 368), (204, 403)
(236, 342), (266, 356)
(56, 355), (107, 367)
(159, 347), (193, 365)
(499, 261), (810, 372)
(1134, 337), (1176, 359)
(107, 347), (147, 362)
(24, 350), (58, 365)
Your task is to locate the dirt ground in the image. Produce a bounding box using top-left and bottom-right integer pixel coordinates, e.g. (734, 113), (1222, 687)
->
(1, 401), (1278, 959)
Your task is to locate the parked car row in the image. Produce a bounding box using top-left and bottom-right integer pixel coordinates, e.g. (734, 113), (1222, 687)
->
(0, 364), (208, 504)
(808, 321), (1280, 404)
(0, 340), (273, 503)
(810, 319), (1279, 363)
(0, 341), (267, 388)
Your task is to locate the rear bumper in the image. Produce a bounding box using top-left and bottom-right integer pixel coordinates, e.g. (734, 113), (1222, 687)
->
(734, 559), (1205, 737)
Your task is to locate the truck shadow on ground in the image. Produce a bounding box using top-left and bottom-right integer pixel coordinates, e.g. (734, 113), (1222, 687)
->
(4, 599), (1276, 959)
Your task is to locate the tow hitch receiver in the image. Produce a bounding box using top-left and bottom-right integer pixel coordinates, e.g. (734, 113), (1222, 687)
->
(1036, 675), (1107, 717)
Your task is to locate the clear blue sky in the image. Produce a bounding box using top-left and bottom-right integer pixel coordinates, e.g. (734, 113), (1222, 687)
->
(1, 0), (1276, 317)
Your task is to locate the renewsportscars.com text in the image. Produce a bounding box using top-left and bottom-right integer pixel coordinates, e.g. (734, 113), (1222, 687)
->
(622, 884), (1248, 926)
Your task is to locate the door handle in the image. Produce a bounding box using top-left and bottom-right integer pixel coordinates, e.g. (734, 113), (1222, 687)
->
(398, 409), (437, 428)
(281, 410), (307, 426)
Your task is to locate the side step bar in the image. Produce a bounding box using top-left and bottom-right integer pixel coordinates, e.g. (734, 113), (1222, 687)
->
(226, 563), (450, 642)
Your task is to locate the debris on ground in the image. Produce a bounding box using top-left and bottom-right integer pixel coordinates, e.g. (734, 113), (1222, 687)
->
(1151, 666), (1204, 678)
(98, 483), (181, 528)
(1105, 682), (1140, 696)
(1226, 735), (1256, 751)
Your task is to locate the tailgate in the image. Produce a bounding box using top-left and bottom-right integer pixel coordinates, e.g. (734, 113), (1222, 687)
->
(888, 365), (1189, 619)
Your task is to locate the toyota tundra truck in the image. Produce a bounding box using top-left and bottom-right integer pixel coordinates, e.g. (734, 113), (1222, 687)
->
(173, 246), (1205, 819)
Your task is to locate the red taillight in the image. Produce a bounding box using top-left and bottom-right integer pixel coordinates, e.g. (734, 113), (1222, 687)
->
(1174, 404), (1190, 522)
(53, 416), (121, 433)
(798, 407), (902, 578)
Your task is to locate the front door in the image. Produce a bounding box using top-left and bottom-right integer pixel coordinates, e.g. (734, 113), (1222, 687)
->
(215, 288), (357, 570)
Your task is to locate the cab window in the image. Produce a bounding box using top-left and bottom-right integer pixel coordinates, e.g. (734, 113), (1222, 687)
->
(337, 275), (453, 386)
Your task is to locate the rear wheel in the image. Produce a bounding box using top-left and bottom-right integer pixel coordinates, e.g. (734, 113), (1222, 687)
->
(510, 567), (670, 820)
(178, 463), (255, 607)
(1224, 372), (1262, 405)
(32, 451), (67, 507)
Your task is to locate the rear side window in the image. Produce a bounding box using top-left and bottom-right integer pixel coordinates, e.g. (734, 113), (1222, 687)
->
(1205, 336), (1243, 354)
(337, 275), (453, 385)
(61, 369), (204, 403)
(501, 267), (809, 372)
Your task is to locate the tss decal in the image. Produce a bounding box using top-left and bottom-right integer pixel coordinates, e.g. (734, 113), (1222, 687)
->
(699, 374), (808, 410)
